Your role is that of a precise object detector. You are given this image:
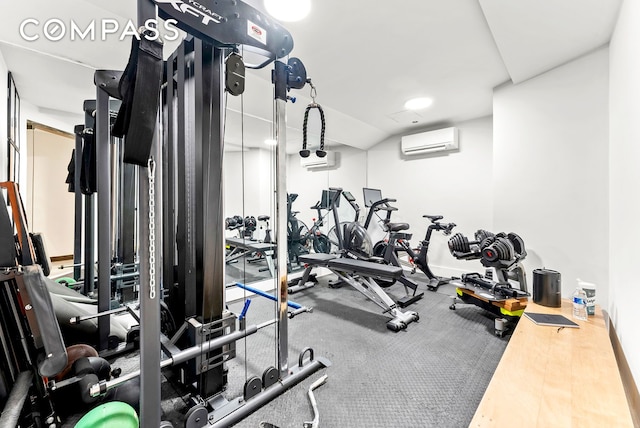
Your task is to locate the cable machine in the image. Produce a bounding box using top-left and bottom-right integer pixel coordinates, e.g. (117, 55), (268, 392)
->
(0, 1), (327, 425)
(89, 0), (330, 426)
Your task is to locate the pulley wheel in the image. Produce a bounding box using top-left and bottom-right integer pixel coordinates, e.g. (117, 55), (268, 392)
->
(225, 53), (245, 96)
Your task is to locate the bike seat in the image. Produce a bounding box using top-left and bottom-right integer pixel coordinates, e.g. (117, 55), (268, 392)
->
(423, 215), (443, 222)
(385, 222), (410, 232)
(258, 215), (270, 221)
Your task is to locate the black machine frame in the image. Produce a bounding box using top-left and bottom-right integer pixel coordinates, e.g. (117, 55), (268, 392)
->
(116, 1), (329, 426)
(0, 1), (330, 427)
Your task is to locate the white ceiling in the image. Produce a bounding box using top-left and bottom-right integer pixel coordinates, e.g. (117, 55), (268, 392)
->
(0, 0), (622, 154)
(478, 0), (622, 84)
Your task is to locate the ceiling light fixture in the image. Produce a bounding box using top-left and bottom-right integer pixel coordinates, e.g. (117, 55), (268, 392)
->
(404, 97), (433, 111)
(264, 0), (311, 22)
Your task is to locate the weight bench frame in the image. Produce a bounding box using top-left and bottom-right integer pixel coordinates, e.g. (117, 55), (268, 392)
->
(291, 254), (419, 331)
(225, 237), (276, 277)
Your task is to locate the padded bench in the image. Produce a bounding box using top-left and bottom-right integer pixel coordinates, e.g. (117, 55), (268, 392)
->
(328, 257), (403, 280)
(298, 253), (336, 265)
(298, 253), (404, 280)
(291, 253), (419, 331)
(226, 237), (275, 252)
(226, 237), (276, 276)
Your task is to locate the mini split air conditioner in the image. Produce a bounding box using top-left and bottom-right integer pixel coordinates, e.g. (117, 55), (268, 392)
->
(401, 127), (458, 156)
(300, 152), (336, 169)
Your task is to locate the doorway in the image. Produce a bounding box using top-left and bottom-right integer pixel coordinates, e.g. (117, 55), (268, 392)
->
(26, 121), (75, 260)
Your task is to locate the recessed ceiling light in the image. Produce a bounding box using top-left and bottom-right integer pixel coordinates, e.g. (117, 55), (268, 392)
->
(404, 97), (433, 111)
(264, 139), (278, 146)
(264, 0), (311, 22)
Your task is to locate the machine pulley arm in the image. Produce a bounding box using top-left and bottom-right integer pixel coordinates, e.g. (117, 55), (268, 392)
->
(154, 0), (294, 68)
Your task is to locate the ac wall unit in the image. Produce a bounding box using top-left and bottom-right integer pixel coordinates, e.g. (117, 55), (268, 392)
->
(401, 127), (458, 156)
(300, 152), (336, 169)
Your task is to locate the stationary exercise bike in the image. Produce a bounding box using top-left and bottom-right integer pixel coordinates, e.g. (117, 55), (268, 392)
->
(364, 188), (456, 291)
(377, 215), (457, 291)
(326, 188), (424, 307)
(305, 198), (333, 254)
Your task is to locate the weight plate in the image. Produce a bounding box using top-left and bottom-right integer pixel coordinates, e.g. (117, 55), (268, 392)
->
(243, 376), (262, 400)
(475, 229), (494, 243)
(185, 405), (208, 428)
(461, 235), (470, 253)
(262, 367), (279, 388)
(507, 232), (526, 256)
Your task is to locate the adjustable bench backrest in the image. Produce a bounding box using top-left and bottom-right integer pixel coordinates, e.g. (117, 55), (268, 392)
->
(297, 253), (337, 266)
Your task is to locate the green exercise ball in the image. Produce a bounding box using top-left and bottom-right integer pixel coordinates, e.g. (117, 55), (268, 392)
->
(74, 402), (138, 428)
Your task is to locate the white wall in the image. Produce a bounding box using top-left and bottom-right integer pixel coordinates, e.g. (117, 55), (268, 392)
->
(492, 47), (610, 303)
(367, 116), (494, 273)
(287, 145), (367, 235)
(284, 118), (494, 274)
(609, 0), (640, 391)
(224, 148), (276, 241)
(223, 145), (368, 243)
(20, 101), (81, 135)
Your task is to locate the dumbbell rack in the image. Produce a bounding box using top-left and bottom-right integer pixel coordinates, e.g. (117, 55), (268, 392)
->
(449, 277), (528, 337)
(447, 228), (530, 336)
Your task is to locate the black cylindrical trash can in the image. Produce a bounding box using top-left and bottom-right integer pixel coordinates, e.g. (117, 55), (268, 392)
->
(532, 269), (561, 307)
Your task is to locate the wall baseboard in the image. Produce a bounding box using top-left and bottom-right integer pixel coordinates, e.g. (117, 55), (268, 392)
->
(50, 255), (73, 262)
(608, 316), (640, 427)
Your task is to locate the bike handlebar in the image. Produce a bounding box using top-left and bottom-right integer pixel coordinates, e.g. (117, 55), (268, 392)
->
(370, 197), (396, 209)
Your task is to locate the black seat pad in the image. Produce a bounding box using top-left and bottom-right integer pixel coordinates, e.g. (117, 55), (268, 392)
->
(424, 215), (443, 221)
(226, 237), (275, 251)
(298, 253), (336, 265)
(385, 222), (410, 232)
(328, 258), (403, 280)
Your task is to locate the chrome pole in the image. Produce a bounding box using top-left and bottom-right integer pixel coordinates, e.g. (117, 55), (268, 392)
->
(274, 59), (289, 378)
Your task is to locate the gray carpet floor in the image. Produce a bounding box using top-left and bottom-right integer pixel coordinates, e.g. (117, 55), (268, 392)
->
(220, 276), (510, 428)
(62, 269), (511, 428)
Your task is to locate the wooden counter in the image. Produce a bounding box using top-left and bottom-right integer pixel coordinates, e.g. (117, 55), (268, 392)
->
(470, 300), (634, 427)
